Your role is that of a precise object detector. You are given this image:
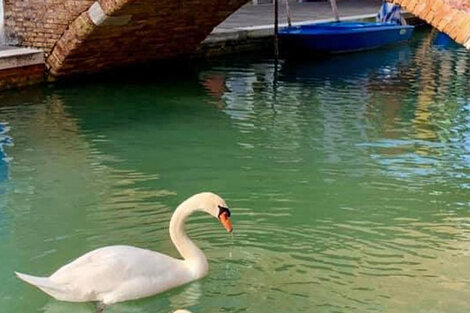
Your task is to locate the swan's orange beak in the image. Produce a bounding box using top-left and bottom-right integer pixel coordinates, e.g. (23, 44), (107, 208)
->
(219, 211), (233, 233)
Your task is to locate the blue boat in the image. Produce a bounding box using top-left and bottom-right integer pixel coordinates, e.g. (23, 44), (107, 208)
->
(279, 21), (415, 54)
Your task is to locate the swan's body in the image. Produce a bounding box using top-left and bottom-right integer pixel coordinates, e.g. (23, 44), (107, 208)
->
(16, 192), (232, 304)
(17, 246), (192, 304)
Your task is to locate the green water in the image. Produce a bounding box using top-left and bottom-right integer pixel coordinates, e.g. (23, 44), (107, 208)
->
(1, 29), (470, 313)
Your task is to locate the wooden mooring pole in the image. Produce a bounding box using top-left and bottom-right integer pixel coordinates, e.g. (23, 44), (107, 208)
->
(285, 0), (292, 27)
(274, 0), (279, 58)
(330, 0), (340, 22)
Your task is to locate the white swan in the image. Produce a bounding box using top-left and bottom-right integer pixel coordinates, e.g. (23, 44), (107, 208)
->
(15, 192), (233, 304)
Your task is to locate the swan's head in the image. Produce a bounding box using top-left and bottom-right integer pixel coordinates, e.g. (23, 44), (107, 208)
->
(192, 192), (233, 233)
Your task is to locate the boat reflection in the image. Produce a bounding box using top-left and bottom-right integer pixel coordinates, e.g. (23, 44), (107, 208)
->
(279, 45), (412, 83)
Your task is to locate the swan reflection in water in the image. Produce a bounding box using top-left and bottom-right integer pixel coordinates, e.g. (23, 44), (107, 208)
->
(41, 282), (202, 313)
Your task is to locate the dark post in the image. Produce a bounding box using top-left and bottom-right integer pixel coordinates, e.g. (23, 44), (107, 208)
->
(274, 0), (279, 58)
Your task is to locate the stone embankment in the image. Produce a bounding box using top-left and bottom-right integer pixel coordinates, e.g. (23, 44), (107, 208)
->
(0, 48), (44, 90)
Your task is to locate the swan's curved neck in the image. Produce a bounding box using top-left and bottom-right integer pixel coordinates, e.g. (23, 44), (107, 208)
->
(169, 199), (208, 278)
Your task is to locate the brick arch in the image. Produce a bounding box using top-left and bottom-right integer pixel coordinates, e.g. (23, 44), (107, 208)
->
(4, 0), (247, 77)
(46, 0), (249, 77)
(394, 0), (470, 48)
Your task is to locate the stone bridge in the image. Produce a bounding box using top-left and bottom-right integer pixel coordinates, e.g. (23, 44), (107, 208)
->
(4, 0), (470, 78)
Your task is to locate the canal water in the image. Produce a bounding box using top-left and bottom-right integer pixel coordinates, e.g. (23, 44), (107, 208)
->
(1, 29), (470, 313)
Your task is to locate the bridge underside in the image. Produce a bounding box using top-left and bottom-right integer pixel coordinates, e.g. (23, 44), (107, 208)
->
(4, 0), (470, 78)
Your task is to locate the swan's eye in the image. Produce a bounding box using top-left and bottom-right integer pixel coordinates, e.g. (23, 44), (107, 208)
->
(217, 205), (231, 218)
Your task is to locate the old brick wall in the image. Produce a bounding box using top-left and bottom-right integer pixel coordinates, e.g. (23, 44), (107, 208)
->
(394, 0), (470, 48)
(4, 0), (94, 54)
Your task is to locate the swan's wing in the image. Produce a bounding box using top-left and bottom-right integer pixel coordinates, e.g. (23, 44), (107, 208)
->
(49, 245), (186, 296)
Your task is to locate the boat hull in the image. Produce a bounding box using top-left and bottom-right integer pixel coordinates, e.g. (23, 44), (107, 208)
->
(279, 22), (415, 54)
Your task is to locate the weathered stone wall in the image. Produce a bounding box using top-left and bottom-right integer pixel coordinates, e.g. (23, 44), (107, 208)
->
(394, 0), (470, 48)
